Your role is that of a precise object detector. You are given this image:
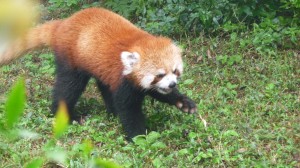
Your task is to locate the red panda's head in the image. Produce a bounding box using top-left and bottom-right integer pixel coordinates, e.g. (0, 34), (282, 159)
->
(121, 37), (183, 94)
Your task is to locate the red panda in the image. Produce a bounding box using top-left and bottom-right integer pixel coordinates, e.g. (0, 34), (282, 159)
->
(0, 8), (196, 139)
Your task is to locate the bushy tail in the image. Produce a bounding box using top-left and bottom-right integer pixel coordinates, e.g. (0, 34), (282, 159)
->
(0, 20), (62, 65)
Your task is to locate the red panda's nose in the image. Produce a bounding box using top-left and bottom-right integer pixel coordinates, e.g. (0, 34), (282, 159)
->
(169, 82), (176, 88)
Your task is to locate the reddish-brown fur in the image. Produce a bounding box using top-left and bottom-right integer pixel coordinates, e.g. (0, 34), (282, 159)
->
(0, 8), (176, 90)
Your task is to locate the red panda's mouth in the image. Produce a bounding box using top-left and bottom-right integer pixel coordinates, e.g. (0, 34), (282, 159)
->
(157, 87), (172, 94)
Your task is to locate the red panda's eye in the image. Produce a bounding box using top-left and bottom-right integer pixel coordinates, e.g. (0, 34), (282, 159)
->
(156, 74), (165, 78)
(173, 69), (180, 76)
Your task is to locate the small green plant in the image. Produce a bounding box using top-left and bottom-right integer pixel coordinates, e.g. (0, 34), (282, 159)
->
(122, 132), (167, 167)
(217, 54), (242, 66)
(217, 82), (238, 100)
(132, 132), (167, 150)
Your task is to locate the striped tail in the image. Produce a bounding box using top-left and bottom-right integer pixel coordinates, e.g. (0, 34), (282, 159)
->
(0, 20), (62, 66)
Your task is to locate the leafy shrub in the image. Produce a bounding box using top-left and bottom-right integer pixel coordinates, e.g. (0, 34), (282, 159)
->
(46, 0), (300, 47)
(47, 0), (100, 17)
(104, 0), (300, 38)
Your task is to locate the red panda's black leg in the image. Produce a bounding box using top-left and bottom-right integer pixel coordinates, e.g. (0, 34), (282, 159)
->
(96, 80), (116, 116)
(114, 80), (146, 140)
(51, 57), (91, 120)
(147, 88), (197, 114)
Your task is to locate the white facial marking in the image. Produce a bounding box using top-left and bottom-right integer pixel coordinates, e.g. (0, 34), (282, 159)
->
(172, 65), (176, 72)
(157, 69), (166, 75)
(121, 51), (140, 75)
(157, 74), (177, 88)
(177, 63), (183, 74)
(141, 74), (155, 89)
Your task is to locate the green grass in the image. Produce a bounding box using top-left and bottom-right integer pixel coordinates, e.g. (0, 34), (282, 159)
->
(0, 34), (299, 167)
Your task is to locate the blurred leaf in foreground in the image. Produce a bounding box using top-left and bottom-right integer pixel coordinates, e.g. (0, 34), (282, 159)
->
(53, 101), (69, 138)
(25, 158), (43, 168)
(93, 159), (122, 168)
(5, 78), (26, 129)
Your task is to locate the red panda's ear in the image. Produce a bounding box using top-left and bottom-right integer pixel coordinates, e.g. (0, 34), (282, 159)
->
(121, 51), (140, 75)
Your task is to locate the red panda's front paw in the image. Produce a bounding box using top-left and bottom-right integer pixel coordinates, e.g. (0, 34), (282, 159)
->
(176, 97), (197, 114)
